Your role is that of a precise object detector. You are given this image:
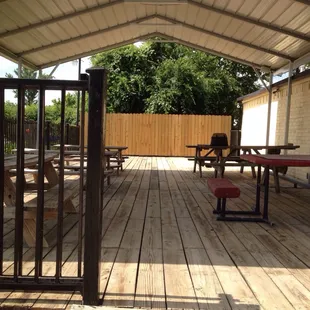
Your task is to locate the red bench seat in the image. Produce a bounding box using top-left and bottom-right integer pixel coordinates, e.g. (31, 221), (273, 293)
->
(207, 178), (240, 199)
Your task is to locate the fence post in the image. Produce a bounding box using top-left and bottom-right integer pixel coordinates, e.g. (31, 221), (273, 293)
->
(66, 123), (69, 145)
(83, 68), (107, 305)
(45, 121), (50, 150)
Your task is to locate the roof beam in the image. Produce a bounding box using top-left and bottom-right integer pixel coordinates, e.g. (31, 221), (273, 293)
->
(188, 0), (310, 42)
(0, 45), (37, 70)
(293, 0), (310, 5)
(0, 0), (124, 39)
(19, 15), (164, 56)
(38, 33), (159, 69)
(19, 14), (293, 61)
(274, 51), (310, 75)
(157, 33), (264, 69)
(157, 16), (294, 60)
(39, 31), (263, 70)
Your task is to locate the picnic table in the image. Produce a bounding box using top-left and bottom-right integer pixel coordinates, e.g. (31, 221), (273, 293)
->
(53, 144), (128, 172)
(239, 154), (310, 224)
(54, 151), (118, 185)
(186, 144), (300, 192)
(4, 152), (80, 247)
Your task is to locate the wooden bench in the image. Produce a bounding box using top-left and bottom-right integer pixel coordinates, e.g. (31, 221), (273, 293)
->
(4, 178), (82, 247)
(207, 178), (241, 221)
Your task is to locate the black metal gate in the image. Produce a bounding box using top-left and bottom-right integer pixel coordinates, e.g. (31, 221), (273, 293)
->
(0, 68), (107, 305)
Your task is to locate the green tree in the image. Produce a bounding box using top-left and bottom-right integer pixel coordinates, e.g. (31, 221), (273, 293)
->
(91, 41), (261, 128)
(6, 68), (53, 105)
(4, 101), (17, 120)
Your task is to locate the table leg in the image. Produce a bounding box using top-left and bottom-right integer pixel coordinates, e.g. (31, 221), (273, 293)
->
(3, 171), (16, 207)
(24, 219), (48, 247)
(240, 150), (246, 173)
(263, 165), (270, 221)
(119, 150), (123, 171)
(198, 148), (203, 178)
(254, 165), (261, 213)
(273, 167), (280, 193)
(193, 148), (198, 173)
(106, 155), (111, 185)
(44, 161), (59, 187)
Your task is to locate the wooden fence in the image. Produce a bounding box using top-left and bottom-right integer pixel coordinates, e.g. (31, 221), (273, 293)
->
(84, 113), (231, 156)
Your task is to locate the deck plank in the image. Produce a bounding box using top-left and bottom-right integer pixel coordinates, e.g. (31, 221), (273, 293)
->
(2, 157), (310, 309)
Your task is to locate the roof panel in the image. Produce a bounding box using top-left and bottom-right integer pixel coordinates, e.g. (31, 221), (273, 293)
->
(226, 0), (246, 12)
(249, 0), (288, 21)
(0, 0), (309, 71)
(52, 0), (76, 14)
(235, 0), (261, 16)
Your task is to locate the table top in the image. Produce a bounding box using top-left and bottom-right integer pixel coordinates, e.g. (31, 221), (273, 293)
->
(104, 151), (118, 156)
(53, 144), (128, 151)
(12, 148), (59, 154)
(4, 153), (58, 171)
(241, 154), (310, 167)
(105, 146), (128, 150)
(186, 144), (300, 150)
(53, 144), (82, 149)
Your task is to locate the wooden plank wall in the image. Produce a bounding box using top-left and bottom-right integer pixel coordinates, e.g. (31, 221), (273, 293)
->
(84, 113), (231, 156)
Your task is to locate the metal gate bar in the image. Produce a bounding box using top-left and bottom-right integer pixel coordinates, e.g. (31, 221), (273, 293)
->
(0, 85), (4, 275)
(14, 84), (25, 278)
(0, 77), (89, 292)
(56, 88), (66, 280)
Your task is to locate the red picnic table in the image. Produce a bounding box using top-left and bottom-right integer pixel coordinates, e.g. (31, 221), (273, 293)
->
(239, 154), (310, 224)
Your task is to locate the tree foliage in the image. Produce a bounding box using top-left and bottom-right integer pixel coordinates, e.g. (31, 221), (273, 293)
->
(4, 92), (81, 125)
(6, 68), (53, 105)
(91, 41), (260, 128)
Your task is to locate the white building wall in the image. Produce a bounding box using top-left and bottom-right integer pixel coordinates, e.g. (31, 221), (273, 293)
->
(241, 74), (310, 181)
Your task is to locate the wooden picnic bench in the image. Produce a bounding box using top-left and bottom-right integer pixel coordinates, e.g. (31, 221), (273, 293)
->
(186, 143), (300, 193)
(53, 144), (128, 173)
(4, 153), (81, 247)
(54, 151), (118, 185)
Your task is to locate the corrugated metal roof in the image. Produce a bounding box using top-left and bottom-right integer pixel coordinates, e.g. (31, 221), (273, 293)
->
(237, 69), (310, 102)
(0, 0), (309, 70)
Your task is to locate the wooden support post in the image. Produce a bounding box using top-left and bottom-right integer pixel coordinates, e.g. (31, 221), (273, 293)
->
(83, 68), (107, 305)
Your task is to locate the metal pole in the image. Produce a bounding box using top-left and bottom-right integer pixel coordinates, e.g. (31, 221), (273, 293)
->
(36, 69), (42, 149)
(18, 58), (22, 78)
(284, 61), (294, 153)
(265, 70), (273, 146)
(76, 58), (81, 126)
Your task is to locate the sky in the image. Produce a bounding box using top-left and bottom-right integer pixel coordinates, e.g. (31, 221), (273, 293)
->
(0, 56), (92, 104)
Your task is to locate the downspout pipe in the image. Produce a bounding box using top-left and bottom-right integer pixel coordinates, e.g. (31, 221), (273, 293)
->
(283, 61), (294, 154)
(266, 69), (273, 146)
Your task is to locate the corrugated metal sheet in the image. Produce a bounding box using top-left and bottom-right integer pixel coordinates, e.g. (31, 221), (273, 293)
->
(0, 0), (309, 70)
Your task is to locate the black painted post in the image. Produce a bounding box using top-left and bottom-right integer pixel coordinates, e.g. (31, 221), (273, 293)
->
(45, 121), (50, 150)
(66, 123), (70, 145)
(83, 68), (107, 305)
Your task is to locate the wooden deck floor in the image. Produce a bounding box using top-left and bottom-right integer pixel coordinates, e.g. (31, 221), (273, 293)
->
(2, 156), (310, 309)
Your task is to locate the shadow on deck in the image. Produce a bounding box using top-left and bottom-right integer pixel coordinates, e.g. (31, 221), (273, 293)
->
(2, 156), (310, 309)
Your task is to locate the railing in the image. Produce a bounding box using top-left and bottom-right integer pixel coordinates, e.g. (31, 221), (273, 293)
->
(4, 119), (80, 153)
(0, 69), (107, 305)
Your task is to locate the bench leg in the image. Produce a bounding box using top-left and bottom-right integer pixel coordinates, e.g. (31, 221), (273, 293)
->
(251, 166), (256, 178)
(64, 199), (77, 213)
(213, 198), (222, 214)
(4, 171), (16, 207)
(24, 219), (48, 248)
(220, 198), (226, 218)
(44, 161), (59, 187)
(273, 167), (280, 193)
